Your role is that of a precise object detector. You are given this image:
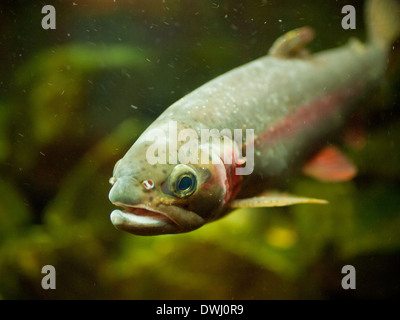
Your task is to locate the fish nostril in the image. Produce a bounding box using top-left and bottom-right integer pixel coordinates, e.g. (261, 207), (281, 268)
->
(142, 179), (155, 190)
(109, 177), (117, 185)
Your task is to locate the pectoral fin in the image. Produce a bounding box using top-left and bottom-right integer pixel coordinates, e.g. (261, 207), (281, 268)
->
(268, 26), (315, 58)
(303, 146), (357, 182)
(229, 192), (328, 208)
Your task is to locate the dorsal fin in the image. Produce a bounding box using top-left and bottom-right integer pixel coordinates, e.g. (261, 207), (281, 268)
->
(268, 26), (315, 58)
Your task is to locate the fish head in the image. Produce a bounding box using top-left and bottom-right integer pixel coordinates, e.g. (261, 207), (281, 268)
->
(108, 128), (230, 236)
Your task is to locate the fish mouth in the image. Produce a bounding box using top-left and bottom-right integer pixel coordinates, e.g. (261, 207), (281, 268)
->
(110, 203), (179, 236)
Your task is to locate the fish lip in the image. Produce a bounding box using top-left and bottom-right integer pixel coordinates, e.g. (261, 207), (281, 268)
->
(110, 203), (180, 235)
(114, 202), (175, 223)
(110, 202), (206, 236)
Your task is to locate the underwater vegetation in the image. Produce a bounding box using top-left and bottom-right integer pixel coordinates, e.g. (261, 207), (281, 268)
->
(0, 0), (399, 299)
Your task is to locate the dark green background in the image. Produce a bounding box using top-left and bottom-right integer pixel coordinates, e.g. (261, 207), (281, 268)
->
(0, 0), (399, 299)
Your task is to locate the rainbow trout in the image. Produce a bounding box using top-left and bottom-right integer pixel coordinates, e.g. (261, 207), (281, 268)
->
(108, 0), (400, 235)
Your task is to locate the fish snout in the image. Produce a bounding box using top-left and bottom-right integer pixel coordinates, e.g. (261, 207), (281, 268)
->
(108, 176), (144, 206)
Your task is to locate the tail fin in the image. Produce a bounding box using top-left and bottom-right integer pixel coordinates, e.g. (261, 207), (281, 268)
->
(366, 0), (400, 48)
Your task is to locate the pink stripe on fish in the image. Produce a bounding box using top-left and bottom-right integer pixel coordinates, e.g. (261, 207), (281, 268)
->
(255, 85), (361, 148)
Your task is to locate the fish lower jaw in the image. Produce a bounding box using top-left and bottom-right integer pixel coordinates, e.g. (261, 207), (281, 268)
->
(110, 205), (179, 236)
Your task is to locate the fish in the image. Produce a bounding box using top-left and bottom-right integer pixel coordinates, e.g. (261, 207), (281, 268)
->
(108, 0), (400, 236)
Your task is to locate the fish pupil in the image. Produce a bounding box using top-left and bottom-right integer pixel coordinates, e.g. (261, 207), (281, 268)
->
(178, 176), (193, 191)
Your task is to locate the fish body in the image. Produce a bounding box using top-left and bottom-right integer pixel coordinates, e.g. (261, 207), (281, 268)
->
(109, 0), (400, 236)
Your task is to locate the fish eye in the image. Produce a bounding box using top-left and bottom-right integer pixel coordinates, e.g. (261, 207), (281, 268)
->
(174, 172), (197, 198)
